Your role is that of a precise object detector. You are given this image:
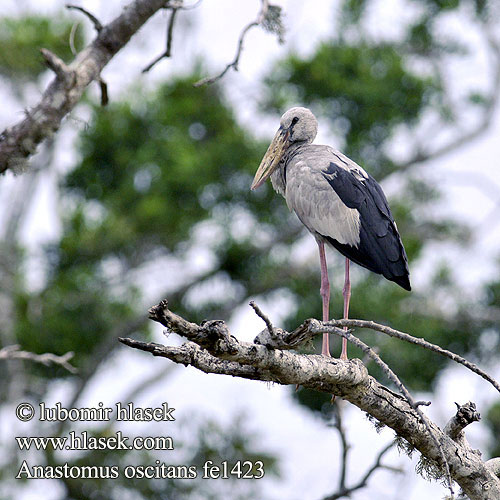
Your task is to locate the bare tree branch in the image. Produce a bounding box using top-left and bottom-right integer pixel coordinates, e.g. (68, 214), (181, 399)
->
(486, 458), (500, 479)
(194, 0), (275, 87)
(0, 0), (169, 174)
(310, 320), (454, 495)
(324, 318), (500, 395)
(444, 401), (481, 440)
(399, 22), (500, 171)
(142, 5), (180, 73)
(254, 317), (500, 395)
(333, 402), (350, 493)
(119, 299), (500, 500)
(66, 4), (104, 32)
(249, 300), (274, 334)
(0, 344), (76, 373)
(324, 440), (399, 500)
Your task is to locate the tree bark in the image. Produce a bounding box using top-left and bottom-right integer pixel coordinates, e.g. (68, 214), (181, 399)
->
(119, 299), (500, 500)
(0, 0), (168, 174)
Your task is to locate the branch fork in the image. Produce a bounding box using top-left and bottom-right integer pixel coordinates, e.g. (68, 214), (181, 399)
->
(119, 299), (500, 499)
(40, 49), (76, 87)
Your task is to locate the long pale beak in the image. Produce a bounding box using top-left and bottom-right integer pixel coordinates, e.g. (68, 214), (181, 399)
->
(251, 127), (289, 190)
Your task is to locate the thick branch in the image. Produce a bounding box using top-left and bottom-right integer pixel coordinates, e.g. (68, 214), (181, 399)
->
(254, 317), (500, 395)
(0, 0), (168, 174)
(119, 300), (500, 499)
(486, 458), (500, 479)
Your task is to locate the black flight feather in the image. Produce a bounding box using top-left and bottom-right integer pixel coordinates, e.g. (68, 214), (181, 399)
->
(321, 162), (411, 291)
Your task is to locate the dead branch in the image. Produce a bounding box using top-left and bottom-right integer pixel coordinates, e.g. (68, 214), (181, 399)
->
(118, 299), (500, 500)
(0, 344), (76, 373)
(324, 402), (402, 500)
(254, 317), (500, 395)
(400, 21), (500, 171)
(309, 320), (453, 495)
(142, 5), (180, 73)
(444, 401), (481, 443)
(66, 4), (103, 32)
(324, 440), (399, 500)
(194, 0), (282, 87)
(331, 318), (500, 394)
(249, 300), (274, 334)
(0, 0), (169, 174)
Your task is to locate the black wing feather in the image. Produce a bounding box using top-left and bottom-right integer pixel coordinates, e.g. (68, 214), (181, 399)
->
(321, 162), (411, 291)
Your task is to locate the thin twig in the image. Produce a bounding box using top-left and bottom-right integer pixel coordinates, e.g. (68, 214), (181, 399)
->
(249, 300), (274, 333)
(0, 345), (77, 373)
(98, 78), (109, 106)
(175, 0), (203, 10)
(399, 22), (500, 171)
(329, 318), (500, 395)
(66, 4), (103, 32)
(416, 400), (432, 407)
(311, 322), (455, 498)
(324, 441), (399, 500)
(333, 401), (349, 492)
(142, 6), (179, 73)
(69, 22), (79, 56)
(194, 0), (270, 86)
(65, 3), (108, 105)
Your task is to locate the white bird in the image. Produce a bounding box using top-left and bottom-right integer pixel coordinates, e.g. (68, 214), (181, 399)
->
(251, 107), (410, 359)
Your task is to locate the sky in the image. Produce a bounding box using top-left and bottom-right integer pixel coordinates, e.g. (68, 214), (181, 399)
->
(1, 1), (500, 499)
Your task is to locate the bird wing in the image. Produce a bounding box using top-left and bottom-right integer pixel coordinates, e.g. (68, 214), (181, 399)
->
(285, 148), (411, 290)
(285, 158), (362, 247)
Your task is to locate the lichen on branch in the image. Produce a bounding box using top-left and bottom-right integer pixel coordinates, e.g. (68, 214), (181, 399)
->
(119, 299), (500, 500)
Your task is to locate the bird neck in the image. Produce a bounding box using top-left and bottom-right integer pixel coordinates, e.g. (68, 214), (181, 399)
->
(270, 141), (308, 196)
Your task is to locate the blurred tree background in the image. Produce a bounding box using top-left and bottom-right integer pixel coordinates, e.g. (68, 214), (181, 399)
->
(1, 1), (499, 499)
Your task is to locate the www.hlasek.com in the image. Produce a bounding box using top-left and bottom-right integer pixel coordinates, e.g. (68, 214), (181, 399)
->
(15, 401), (265, 480)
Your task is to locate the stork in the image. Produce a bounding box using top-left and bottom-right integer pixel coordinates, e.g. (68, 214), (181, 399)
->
(251, 107), (410, 359)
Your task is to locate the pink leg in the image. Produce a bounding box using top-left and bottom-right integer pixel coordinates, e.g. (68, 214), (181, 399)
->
(317, 240), (331, 357)
(340, 258), (351, 360)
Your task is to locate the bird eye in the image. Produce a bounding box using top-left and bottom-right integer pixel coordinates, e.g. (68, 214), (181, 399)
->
(291, 117), (299, 125)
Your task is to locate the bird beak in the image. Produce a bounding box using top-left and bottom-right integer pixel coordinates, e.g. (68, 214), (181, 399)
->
(251, 127), (289, 190)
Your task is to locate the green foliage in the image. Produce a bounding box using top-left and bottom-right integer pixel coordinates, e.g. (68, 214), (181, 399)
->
(341, 0), (369, 24)
(486, 402), (500, 458)
(415, 0), (460, 11)
(14, 265), (142, 374)
(0, 15), (84, 81)
(12, 74), (285, 377)
(64, 77), (268, 264)
(36, 415), (277, 500)
(4, 1), (500, 497)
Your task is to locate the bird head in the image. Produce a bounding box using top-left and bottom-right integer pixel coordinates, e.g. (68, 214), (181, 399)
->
(251, 107), (318, 190)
